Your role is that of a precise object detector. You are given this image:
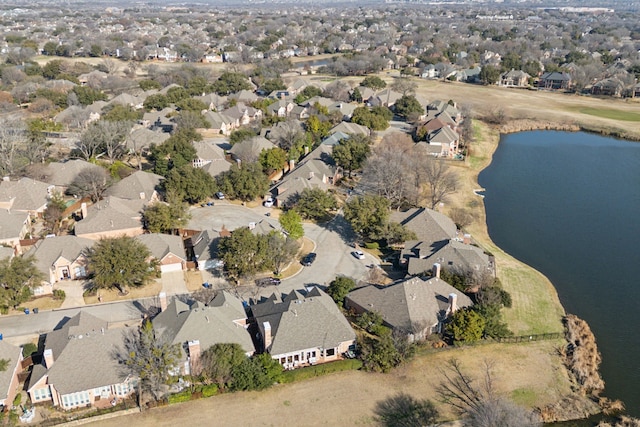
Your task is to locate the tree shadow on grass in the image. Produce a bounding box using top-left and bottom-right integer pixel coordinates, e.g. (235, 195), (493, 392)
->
(374, 392), (438, 427)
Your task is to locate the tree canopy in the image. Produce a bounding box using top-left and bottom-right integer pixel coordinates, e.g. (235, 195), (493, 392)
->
(279, 209), (304, 240)
(142, 198), (190, 233)
(331, 135), (370, 178)
(216, 162), (269, 202)
(0, 256), (44, 311)
(343, 194), (390, 241)
(394, 95), (424, 120)
(86, 236), (155, 293)
(163, 164), (216, 204)
(291, 187), (338, 220)
(360, 75), (387, 90)
(327, 276), (356, 308)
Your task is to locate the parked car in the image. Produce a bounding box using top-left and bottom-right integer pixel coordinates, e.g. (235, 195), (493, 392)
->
(352, 250), (365, 260)
(301, 252), (317, 266)
(263, 197), (274, 208)
(215, 192), (225, 199)
(255, 277), (281, 287)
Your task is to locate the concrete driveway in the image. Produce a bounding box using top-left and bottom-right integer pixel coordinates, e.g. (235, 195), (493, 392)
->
(159, 271), (188, 295)
(56, 280), (87, 308)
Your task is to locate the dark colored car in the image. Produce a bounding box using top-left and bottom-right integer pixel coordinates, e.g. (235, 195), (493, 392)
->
(255, 277), (281, 287)
(301, 252), (317, 266)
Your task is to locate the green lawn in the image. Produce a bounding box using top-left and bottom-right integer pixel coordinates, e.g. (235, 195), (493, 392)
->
(570, 106), (640, 122)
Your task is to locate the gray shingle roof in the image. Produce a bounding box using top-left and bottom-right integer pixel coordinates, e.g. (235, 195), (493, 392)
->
(136, 233), (185, 262)
(74, 196), (144, 236)
(346, 277), (472, 332)
(252, 287), (355, 356)
(191, 229), (220, 262)
(153, 292), (254, 355)
(0, 341), (21, 402)
(43, 160), (104, 188)
(390, 208), (457, 245)
(0, 210), (28, 241)
(408, 240), (491, 276)
(104, 170), (163, 202)
(31, 312), (132, 395)
(0, 178), (51, 212)
(24, 235), (95, 279)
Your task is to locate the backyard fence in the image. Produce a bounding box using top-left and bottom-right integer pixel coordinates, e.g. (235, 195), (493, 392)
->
(494, 332), (563, 343)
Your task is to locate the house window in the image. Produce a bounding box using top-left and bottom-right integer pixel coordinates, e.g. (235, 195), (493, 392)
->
(326, 348), (335, 356)
(74, 266), (86, 278)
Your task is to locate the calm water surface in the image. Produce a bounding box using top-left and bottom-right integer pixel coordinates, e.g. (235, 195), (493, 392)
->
(478, 131), (640, 418)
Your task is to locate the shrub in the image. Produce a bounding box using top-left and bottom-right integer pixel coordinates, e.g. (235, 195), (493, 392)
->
(22, 343), (37, 357)
(13, 393), (21, 406)
(280, 359), (362, 383)
(52, 289), (66, 300)
(168, 390), (192, 404)
(364, 242), (380, 250)
(201, 384), (218, 398)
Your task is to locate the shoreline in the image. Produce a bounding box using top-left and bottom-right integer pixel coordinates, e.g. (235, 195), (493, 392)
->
(465, 118), (626, 421)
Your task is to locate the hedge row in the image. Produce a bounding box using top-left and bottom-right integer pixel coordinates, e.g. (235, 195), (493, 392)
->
(168, 384), (218, 404)
(280, 359), (363, 383)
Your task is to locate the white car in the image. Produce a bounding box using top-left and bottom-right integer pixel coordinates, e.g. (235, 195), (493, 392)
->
(353, 250), (365, 260)
(263, 197), (274, 208)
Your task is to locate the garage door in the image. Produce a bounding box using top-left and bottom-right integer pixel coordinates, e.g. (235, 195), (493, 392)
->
(161, 263), (183, 273)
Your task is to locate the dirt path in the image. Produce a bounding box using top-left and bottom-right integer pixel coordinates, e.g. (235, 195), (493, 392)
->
(89, 341), (569, 427)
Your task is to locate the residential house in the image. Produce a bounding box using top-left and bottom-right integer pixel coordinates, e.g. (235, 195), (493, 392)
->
(248, 219), (278, 236)
(195, 93), (227, 111)
(403, 238), (493, 277)
(421, 64), (438, 79)
(538, 72), (572, 90)
(321, 131), (350, 146)
(54, 106), (92, 130)
(422, 126), (460, 158)
(40, 159), (104, 193)
(228, 136), (276, 164)
(368, 89), (403, 107)
(328, 102), (357, 120)
(77, 70), (107, 87)
(142, 108), (176, 133)
(632, 83), (640, 98)
(345, 271), (472, 340)
(152, 292), (254, 375)
(271, 144), (341, 207)
(27, 312), (138, 409)
(329, 122), (370, 137)
(0, 178), (53, 219)
(0, 341), (23, 408)
(24, 235), (94, 294)
(267, 99), (295, 117)
(289, 105), (310, 120)
(136, 233), (186, 273)
(455, 66), (481, 83)
(221, 103), (262, 126)
(591, 78), (624, 97)
(108, 93), (144, 110)
(499, 69), (531, 87)
(74, 196), (144, 240)
(0, 209), (30, 250)
(202, 111), (237, 135)
(228, 89), (258, 104)
(126, 127), (170, 155)
(192, 140), (232, 178)
(187, 229), (222, 270)
(104, 170), (163, 204)
(390, 207), (458, 245)
(251, 287), (356, 369)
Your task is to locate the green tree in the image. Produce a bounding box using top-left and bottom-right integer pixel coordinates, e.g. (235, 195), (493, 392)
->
(265, 232), (299, 275)
(259, 147), (287, 175)
(350, 87), (363, 103)
(163, 165), (216, 204)
(446, 308), (486, 343)
(200, 343), (247, 387)
(327, 276), (355, 308)
(356, 311), (388, 336)
(86, 236), (155, 293)
(305, 115), (332, 143)
(374, 393), (438, 427)
(143, 93), (169, 111)
(119, 320), (181, 402)
(361, 75), (387, 90)
(332, 136), (370, 178)
(231, 354), (282, 391)
(42, 59), (62, 79)
(479, 65), (500, 85)
(394, 95), (424, 120)
(216, 163), (269, 202)
(501, 52), (522, 72)
(140, 79), (162, 91)
(72, 86), (108, 106)
(294, 85), (323, 104)
(142, 199), (190, 233)
(150, 127), (200, 175)
(351, 107), (389, 131)
(42, 42), (57, 56)
(218, 227), (269, 280)
(291, 188), (338, 220)
(260, 78), (286, 94)
(343, 194), (390, 241)
(166, 86), (190, 104)
(89, 44), (103, 57)
(212, 72), (252, 95)
(175, 97), (208, 112)
(0, 256), (44, 311)
(383, 221), (417, 246)
(279, 210), (304, 240)
(102, 104), (143, 122)
(42, 192), (67, 235)
(359, 335), (402, 373)
(229, 127), (257, 145)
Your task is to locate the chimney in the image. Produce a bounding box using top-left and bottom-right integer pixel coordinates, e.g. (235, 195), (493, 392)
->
(448, 293), (458, 315)
(43, 349), (54, 368)
(188, 340), (201, 374)
(288, 159), (295, 171)
(139, 192), (146, 200)
(236, 158), (241, 168)
(262, 321), (272, 350)
(304, 145), (309, 155)
(159, 292), (167, 312)
(463, 233), (471, 245)
(80, 202), (88, 219)
(432, 263), (441, 279)
(308, 171), (314, 180)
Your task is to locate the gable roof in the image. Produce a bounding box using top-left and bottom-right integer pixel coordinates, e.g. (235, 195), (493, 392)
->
(408, 240), (492, 276)
(346, 276), (472, 332)
(0, 341), (21, 402)
(228, 136), (276, 159)
(136, 233), (185, 262)
(32, 312), (133, 395)
(74, 196), (144, 237)
(193, 140), (227, 162)
(25, 236), (95, 278)
(153, 292), (253, 355)
(321, 131), (350, 146)
(104, 170), (163, 202)
(43, 160), (104, 188)
(252, 287), (355, 356)
(390, 207), (457, 244)
(190, 229), (220, 262)
(127, 128), (170, 151)
(329, 122), (370, 137)
(0, 178), (51, 212)
(0, 210), (28, 241)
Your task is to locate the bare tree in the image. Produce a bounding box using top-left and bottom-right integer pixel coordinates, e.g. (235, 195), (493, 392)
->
(436, 359), (541, 427)
(272, 120), (305, 151)
(66, 167), (111, 202)
(391, 77), (417, 96)
(76, 120), (132, 162)
(101, 58), (119, 75)
(421, 156), (458, 209)
(0, 119), (27, 176)
(449, 207), (475, 230)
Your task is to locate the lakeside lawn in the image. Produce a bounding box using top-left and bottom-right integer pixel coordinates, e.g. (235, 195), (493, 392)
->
(568, 106), (640, 122)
